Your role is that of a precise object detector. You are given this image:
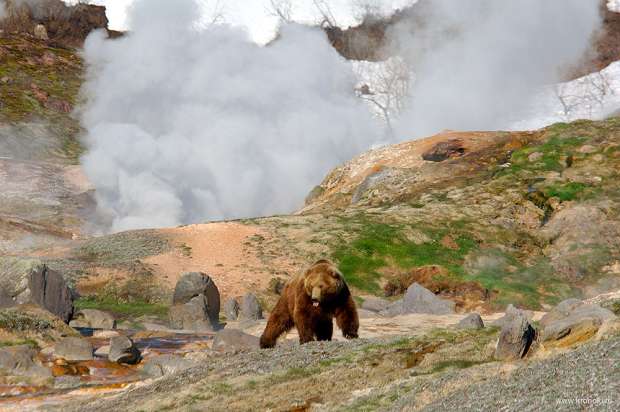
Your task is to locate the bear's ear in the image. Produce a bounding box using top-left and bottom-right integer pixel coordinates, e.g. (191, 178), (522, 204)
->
(314, 259), (330, 266)
(330, 269), (342, 279)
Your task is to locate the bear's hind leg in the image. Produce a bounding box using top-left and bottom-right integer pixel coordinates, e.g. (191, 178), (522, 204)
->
(260, 298), (293, 349)
(315, 318), (333, 341)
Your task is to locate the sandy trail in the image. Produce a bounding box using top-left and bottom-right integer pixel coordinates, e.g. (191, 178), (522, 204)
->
(144, 222), (283, 299)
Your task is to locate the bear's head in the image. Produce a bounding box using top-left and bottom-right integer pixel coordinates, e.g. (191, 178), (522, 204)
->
(304, 259), (345, 307)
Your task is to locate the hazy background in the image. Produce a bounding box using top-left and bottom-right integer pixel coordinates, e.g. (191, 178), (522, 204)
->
(75, 0), (603, 231)
(79, 0), (382, 232)
(388, 0), (602, 137)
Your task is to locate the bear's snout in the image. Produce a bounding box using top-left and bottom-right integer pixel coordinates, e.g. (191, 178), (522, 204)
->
(311, 286), (322, 300)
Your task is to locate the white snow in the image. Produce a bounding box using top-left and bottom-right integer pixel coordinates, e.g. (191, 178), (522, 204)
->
(511, 61), (620, 130)
(608, 0), (620, 13)
(73, 0), (417, 43)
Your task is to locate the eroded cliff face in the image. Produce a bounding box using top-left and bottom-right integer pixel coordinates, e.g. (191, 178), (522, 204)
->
(0, 0), (112, 48)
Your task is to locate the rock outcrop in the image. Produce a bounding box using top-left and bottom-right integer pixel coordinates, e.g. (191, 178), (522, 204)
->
(212, 329), (260, 352)
(69, 309), (116, 330)
(457, 313), (485, 330)
(494, 311), (536, 361)
(361, 297), (390, 313)
(381, 283), (455, 316)
(0, 345), (52, 381)
(54, 337), (93, 361)
(169, 294), (219, 332)
(108, 336), (141, 365)
(239, 293), (263, 321)
(0, 0), (112, 48)
(540, 300), (617, 348)
(224, 298), (240, 321)
(172, 272), (220, 321)
(142, 355), (194, 378)
(0, 257), (73, 322)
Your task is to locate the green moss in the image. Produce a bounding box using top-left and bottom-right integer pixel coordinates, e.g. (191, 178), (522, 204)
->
(0, 339), (39, 349)
(332, 215), (477, 294)
(74, 297), (168, 320)
(464, 251), (575, 309)
(268, 366), (321, 385)
(0, 310), (52, 331)
(544, 182), (589, 201)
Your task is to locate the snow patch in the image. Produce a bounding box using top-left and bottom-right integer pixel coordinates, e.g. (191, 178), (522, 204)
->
(512, 61), (620, 130)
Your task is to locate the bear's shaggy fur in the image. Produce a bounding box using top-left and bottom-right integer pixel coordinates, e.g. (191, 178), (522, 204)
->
(260, 259), (359, 348)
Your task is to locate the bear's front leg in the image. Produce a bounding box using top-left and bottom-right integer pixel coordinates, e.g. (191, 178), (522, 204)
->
(294, 311), (315, 344)
(315, 317), (333, 341)
(260, 296), (294, 349)
(335, 295), (359, 339)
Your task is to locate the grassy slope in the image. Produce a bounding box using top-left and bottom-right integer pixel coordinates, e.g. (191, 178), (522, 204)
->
(0, 35), (83, 162)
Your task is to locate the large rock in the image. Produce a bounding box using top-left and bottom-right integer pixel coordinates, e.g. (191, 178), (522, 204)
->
(0, 345), (52, 380)
(142, 355), (194, 378)
(172, 272), (220, 324)
(69, 309), (116, 329)
(239, 293), (263, 321)
(0, 257), (73, 322)
(169, 294), (218, 332)
(490, 304), (534, 328)
(212, 329), (260, 352)
(224, 298), (239, 321)
(54, 337), (93, 361)
(457, 313), (485, 330)
(361, 297), (390, 313)
(108, 336), (141, 364)
(494, 312), (536, 361)
(539, 298), (586, 327)
(381, 283), (455, 316)
(541, 302), (616, 348)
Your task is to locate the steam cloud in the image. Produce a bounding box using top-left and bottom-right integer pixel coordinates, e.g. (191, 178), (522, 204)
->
(388, 0), (602, 137)
(80, 0), (381, 232)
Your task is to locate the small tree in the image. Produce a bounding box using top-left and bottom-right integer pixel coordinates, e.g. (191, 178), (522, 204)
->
(354, 56), (412, 137)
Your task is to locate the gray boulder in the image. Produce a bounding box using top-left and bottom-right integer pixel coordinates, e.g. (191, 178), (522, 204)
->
(94, 345), (110, 357)
(494, 312), (536, 361)
(169, 294), (219, 332)
(457, 313), (485, 330)
(69, 309), (116, 329)
(539, 298), (586, 327)
(212, 329), (260, 352)
(108, 336), (141, 364)
(54, 337), (93, 361)
(224, 298), (240, 321)
(172, 272), (220, 324)
(361, 297), (390, 313)
(0, 345), (52, 379)
(142, 355), (194, 378)
(491, 304), (534, 328)
(541, 303), (616, 347)
(239, 293), (263, 321)
(380, 283), (455, 316)
(0, 257), (73, 322)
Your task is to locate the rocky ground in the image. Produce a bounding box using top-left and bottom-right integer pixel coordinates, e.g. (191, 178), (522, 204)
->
(1, 2), (620, 410)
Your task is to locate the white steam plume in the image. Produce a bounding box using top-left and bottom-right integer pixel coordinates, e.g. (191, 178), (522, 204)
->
(388, 0), (602, 137)
(80, 0), (381, 232)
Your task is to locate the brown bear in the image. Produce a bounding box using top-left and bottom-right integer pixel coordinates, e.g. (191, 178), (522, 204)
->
(259, 259), (359, 348)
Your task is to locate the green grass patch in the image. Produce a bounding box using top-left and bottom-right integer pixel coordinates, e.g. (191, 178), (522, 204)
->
(332, 215), (477, 294)
(0, 339), (39, 349)
(544, 182), (589, 201)
(74, 296), (168, 320)
(464, 250), (575, 309)
(268, 366), (321, 385)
